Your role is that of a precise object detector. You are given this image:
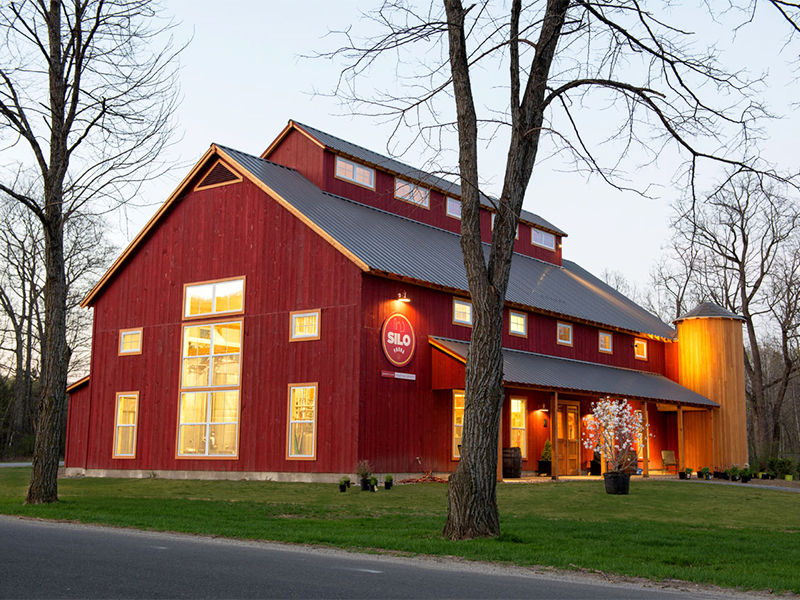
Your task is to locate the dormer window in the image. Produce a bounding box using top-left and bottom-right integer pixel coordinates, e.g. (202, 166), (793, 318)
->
(490, 213), (519, 239)
(532, 227), (556, 250)
(446, 197), (462, 219)
(395, 178), (429, 208)
(335, 156), (375, 189)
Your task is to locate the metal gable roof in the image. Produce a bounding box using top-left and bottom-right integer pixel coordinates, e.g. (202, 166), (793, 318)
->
(220, 145), (675, 339)
(290, 121), (568, 237)
(673, 302), (745, 323)
(430, 337), (717, 407)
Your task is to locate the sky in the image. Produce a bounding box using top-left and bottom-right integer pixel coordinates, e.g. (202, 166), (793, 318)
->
(121, 1), (800, 290)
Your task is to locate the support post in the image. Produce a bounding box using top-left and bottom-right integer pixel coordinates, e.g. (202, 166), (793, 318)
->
(642, 402), (650, 478)
(677, 405), (685, 473)
(710, 409), (716, 472)
(550, 392), (559, 480)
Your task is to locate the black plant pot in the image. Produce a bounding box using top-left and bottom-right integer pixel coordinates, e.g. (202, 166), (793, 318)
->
(603, 472), (630, 495)
(741, 475), (750, 483)
(370, 484), (376, 492)
(360, 478), (370, 491)
(538, 460), (552, 476)
(714, 471), (722, 479)
(384, 480), (393, 490)
(590, 460), (602, 476)
(679, 472), (687, 479)
(339, 483), (347, 493)
(704, 473), (711, 480)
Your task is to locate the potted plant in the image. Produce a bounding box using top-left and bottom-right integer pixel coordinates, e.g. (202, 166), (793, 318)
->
(582, 398), (645, 495)
(538, 440), (552, 476)
(357, 460), (372, 491)
(681, 467), (693, 480)
(700, 467), (711, 480)
(777, 458), (793, 481)
(740, 467), (751, 483)
(384, 474), (393, 490)
(369, 476), (378, 492)
(338, 476), (349, 493)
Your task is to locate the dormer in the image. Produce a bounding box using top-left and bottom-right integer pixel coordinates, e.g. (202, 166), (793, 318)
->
(263, 120), (566, 266)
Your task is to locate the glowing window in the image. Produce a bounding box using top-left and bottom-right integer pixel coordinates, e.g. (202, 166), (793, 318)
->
(510, 397), (527, 458)
(178, 391), (239, 457)
(291, 310), (320, 341)
(557, 322), (573, 346)
(453, 298), (472, 326)
(453, 390), (465, 459)
(532, 228), (556, 250)
(335, 156), (375, 189)
(119, 328), (142, 355)
(599, 331), (613, 354)
(509, 311), (527, 337)
(181, 322), (241, 389)
(634, 338), (648, 360)
(288, 384), (317, 459)
(446, 198), (461, 219)
(113, 392), (139, 458)
(184, 278), (244, 318)
(395, 178), (430, 208)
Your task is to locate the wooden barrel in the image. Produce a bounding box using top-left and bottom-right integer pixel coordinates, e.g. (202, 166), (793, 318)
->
(502, 447), (522, 479)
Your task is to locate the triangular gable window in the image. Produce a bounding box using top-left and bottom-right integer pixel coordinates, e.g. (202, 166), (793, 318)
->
(195, 160), (242, 190)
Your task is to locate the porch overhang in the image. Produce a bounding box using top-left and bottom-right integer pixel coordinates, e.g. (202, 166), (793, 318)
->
(429, 336), (718, 409)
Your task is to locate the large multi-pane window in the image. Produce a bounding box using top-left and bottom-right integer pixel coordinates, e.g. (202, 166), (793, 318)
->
(177, 321), (241, 457)
(335, 156), (375, 189)
(453, 390), (465, 459)
(288, 384), (317, 459)
(510, 397), (527, 458)
(113, 392), (139, 458)
(395, 178), (430, 208)
(184, 278), (244, 319)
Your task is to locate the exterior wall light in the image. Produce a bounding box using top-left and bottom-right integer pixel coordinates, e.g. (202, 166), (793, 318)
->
(397, 290), (411, 303)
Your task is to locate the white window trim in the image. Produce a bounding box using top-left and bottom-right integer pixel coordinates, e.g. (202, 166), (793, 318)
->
(113, 392), (139, 459)
(446, 197), (462, 219)
(335, 156), (375, 190)
(509, 310), (527, 337)
(634, 338), (648, 361)
(599, 331), (613, 354)
(394, 177), (430, 209)
(453, 298), (473, 327)
(118, 328), (143, 356)
(290, 309), (321, 341)
(557, 322), (573, 347)
(287, 383), (318, 460)
(531, 227), (556, 251)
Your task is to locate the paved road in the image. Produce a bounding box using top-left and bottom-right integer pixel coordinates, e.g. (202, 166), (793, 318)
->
(0, 516), (749, 599)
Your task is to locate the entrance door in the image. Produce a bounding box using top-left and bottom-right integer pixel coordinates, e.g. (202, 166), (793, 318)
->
(557, 404), (580, 476)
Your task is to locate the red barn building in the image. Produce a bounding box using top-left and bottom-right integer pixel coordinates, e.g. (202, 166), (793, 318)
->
(64, 120), (749, 481)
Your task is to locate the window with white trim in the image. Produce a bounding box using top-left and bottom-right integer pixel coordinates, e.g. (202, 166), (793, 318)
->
(290, 309), (320, 341)
(113, 392), (139, 458)
(532, 228), (556, 250)
(490, 213), (518, 238)
(557, 322), (573, 346)
(335, 156), (375, 189)
(599, 331), (613, 354)
(119, 328), (142, 355)
(184, 278), (244, 319)
(446, 197), (462, 219)
(510, 397), (527, 458)
(453, 298), (472, 326)
(634, 338), (648, 360)
(453, 390), (465, 459)
(288, 384), (317, 459)
(509, 311), (527, 337)
(177, 321), (241, 457)
(395, 178), (429, 208)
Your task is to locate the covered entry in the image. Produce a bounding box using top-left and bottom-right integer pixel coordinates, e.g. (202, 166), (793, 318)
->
(430, 336), (720, 478)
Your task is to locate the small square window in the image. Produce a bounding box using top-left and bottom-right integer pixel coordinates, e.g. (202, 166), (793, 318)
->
(446, 197), (462, 219)
(453, 298), (472, 327)
(119, 328), (142, 355)
(557, 322), (573, 347)
(599, 331), (613, 354)
(290, 310), (320, 341)
(509, 311), (527, 337)
(634, 338), (648, 360)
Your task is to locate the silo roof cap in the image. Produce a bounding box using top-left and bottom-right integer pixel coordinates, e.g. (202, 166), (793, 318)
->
(673, 302), (746, 324)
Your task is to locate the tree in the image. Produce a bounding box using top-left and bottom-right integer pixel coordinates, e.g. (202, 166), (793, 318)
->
(667, 173), (800, 462)
(0, 0), (181, 503)
(325, 1), (787, 539)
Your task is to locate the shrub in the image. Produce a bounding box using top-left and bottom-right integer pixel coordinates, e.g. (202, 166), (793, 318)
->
(540, 439), (552, 461)
(357, 460), (372, 481)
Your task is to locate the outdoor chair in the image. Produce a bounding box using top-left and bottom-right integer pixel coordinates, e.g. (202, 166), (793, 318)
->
(661, 450), (678, 474)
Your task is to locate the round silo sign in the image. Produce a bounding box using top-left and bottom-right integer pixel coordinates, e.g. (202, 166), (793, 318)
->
(381, 313), (416, 368)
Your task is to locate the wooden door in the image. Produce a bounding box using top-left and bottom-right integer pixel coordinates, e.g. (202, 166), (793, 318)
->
(557, 404), (580, 476)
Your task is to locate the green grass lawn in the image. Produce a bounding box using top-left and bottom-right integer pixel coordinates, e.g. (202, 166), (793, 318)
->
(1, 469), (798, 593)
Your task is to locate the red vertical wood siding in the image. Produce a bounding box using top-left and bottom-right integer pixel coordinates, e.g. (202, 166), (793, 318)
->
(84, 176), (363, 473)
(265, 129), (325, 189)
(65, 382), (91, 468)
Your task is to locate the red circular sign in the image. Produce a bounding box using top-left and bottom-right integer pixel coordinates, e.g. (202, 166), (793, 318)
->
(381, 313), (416, 368)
